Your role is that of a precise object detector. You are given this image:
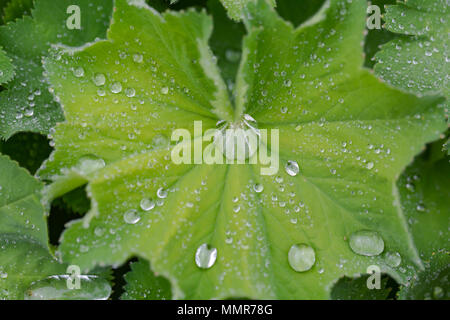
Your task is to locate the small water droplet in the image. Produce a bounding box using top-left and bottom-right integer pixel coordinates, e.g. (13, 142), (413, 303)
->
(157, 187), (168, 199)
(253, 183), (264, 193)
(288, 243), (316, 272)
(110, 82), (122, 94)
(285, 160), (299, 176)
(384, 251), (401, 267)
(161, 87), (169, 95)
(140, 198), (155, 211)
(195, 244), (217, 269)
(93, 73), (106, 86)
(73, 67), (85, 78)
(349, 230), (384, 256)
(123, 209), (140, 224)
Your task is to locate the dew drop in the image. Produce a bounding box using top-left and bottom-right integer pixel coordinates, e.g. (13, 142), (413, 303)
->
(123, 209), (140, 224)
(253, 183), (264, 193)
(157, 187), (168, 199)
(161, 87), (169, 95)
(93, 73), (106, 86)
(133, 53), (143, 63)
(349, 230), (384, 256)
(384, 251), (401, 267)
(285, 160), (299, 176)
(195, 244), (217, 269)
(140, 198), (155, 211)
(288, 243), (316, 272)
(110, 82), (122, 94)
(73, 67), (85, 78)
(125, 88), (136, 98)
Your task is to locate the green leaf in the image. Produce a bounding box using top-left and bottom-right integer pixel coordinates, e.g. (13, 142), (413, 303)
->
(396, 141), (450, 299)
(121, 259), (172, 300)
(220, 0), (275, 20)
(331, 275), (392, 300)
(0, 154), (64, 299)
(40, 0), (446, 299)
(363, 0), (397, 68)
(397, 141), (449, 258)
(374, 0), (449, 97)
(0, 47), (14, 85)
(3, 0), (34, 23)
(398, 251), (449, 300)
(0, 155), (111, 299)
(0, 0), (113, 140)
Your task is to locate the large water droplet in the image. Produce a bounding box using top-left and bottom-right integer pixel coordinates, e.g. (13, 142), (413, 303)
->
(73, 67), (85, 78)
(288, 243), (316, 272)
(24, 275), (111, 300)
(285, 160), (299, 176)
(215, 114), (260, 162)
(140, 198), (155, 211)
(76, 155), (105, 175)
(384, 251), (401, 267)
(195, 244), (217, 269)
(349, 230), (384, 256)
(123, 209), (140, 224)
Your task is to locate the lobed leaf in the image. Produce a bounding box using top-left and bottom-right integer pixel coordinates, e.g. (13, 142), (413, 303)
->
(39, 0), (447, 299)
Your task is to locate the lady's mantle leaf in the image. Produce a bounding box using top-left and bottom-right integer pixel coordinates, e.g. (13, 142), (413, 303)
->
(396, 142), (449, 299)
(220, 0), (275, 20)
(374, 0), (449, 97)
(40, 0), (446, 299)
(0, 155), (111, 299)
(0, 0), (113, 140)
(0, 154), (64, 299)
(121, 259), (172, 300)
(0, 48), (14, 85)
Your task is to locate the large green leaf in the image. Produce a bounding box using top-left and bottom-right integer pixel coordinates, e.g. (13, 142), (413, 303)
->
(0, 0), (113, 139)
(0, 154), (63, 299)
(39, 0), (446, 299)
(220, 0), (275, 20)
(0, 47), (14, 85)
(374, 0), (449, 97)
(121, 259), (172, 300)
(0, 155), (111, 299)
(396, 141), (449, 299)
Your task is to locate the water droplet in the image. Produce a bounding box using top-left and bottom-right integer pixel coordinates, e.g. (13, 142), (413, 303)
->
(73, 67), (85, 78)
(285, 160), (299, 176)
(125, 88), (135, 98)
(133, 53), (143, 63)
(93, 73), (106, 86)
(157, 187), (168, 199)
(288, 243), (316, 272)
(366, 162), (374, 170)
(76, 155), (105, 175)
(195, 244), (217, 269)
(253, 183), (264, 193)
(384, 251), (401, 267)
(110, 82), (122, 94)
(349, 230), (384, 256)
(140, 198), (155, 211)
(123, 209), (140, 224)
(161, 87), (169, 95)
